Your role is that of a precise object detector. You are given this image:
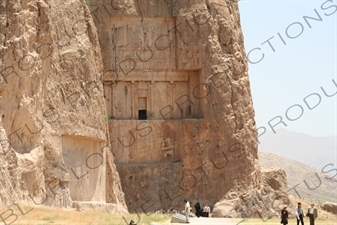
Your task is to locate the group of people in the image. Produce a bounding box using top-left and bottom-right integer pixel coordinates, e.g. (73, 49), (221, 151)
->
(183, 200), (318, 224)
(194, 202), (211, 218)
(183, 199), (211, 223)
(281, 202), (318, 225)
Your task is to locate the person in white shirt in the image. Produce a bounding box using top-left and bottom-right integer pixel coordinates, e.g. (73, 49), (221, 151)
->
(295, 202), (305, 225)
(184, 199), (190, 223)
(205, 205), (210, 217)
(307, 204), (318, 225)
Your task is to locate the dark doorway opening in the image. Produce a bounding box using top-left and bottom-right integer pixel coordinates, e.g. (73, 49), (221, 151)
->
(139, 110), (147, 120)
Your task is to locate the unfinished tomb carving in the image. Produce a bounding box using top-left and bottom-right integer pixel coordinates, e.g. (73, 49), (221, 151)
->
(103, 18), (205, 120)
(62, 136), (106, 202)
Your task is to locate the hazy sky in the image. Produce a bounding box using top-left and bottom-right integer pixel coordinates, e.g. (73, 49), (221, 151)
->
(238, 0), (337, 137)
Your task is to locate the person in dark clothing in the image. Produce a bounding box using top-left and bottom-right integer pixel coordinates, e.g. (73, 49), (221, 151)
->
(281, 206), (289, 225)
(194, 202), (201, 218)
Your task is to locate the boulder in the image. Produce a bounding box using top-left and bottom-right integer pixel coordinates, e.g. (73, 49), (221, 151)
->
(171, 213), (188, 223)
(322, 202), (337, 214)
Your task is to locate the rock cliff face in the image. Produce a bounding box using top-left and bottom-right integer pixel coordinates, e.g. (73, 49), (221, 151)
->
(92, 0), (268, 215)
(1, 0), (289, 218)
(0, 0), (126, 212)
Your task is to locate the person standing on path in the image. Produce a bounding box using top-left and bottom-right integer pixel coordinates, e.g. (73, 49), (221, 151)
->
(307, 204), (318, 225)
(280, 205), (289, 225)
(296, 202), (305, 225)
(184, 199), (190, 223)
(194, 202), (201, 218)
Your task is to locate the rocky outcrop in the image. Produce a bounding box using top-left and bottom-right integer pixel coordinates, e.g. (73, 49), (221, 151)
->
(259, 151), (337, 204)
(92, 0), (263, 215)
(322, 202), (337, 214)
(212, 168), (294, 218)
(0, 0), (126, 212)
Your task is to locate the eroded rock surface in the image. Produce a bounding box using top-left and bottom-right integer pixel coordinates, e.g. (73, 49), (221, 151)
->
(213, 168), (294, 218)
(0, 0), (126, 213)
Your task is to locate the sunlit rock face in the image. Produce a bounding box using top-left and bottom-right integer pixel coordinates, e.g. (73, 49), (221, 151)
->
(0, 0), (126, 213)
(92, 0), (263, 215)
(1, 0), (289, 217)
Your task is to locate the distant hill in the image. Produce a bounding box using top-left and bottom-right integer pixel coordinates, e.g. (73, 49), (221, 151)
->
(259, 151), (337, 204)
(258, 129), (336, 170)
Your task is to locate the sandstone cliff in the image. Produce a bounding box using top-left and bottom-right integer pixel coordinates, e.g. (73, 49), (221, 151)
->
(1, 0), (291, 219)
(0, 0), (126, 212)
(92, 0), (274, 216)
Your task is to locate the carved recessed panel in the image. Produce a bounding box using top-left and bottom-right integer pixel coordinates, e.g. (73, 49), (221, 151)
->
(62, 135), (105, 202)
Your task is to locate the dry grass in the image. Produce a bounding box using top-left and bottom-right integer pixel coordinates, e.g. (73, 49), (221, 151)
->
(1, 199), (336, 225)
(0, 205), (170, 225)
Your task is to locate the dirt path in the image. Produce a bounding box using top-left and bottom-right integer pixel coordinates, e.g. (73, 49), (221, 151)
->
(168, 217), (244, 225)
